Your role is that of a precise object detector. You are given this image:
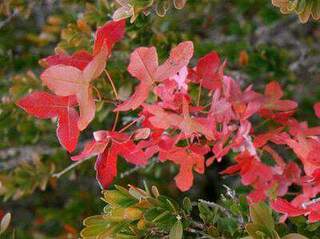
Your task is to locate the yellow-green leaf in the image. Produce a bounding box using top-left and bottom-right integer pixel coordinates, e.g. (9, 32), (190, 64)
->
(169, 220), (183, 239)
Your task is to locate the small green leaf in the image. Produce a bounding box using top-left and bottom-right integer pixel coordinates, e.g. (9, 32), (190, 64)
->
(306, 221), (320, 231)
(169, 220), (183, 239)
(207, 225), (220, 237)
(183, 197), (192, 214)
(151, 185), (160, 198)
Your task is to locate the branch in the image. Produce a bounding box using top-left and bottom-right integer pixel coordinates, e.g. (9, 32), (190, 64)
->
(119, 158), (157, 179)
(0, 9), (19, 30)
(52, 157), (92, 178)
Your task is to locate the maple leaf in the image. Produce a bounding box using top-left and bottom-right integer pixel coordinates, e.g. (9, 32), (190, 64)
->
(223, 76), (262, 120)
(262, 81), (297, 112)
(93, 19), (126, 55)
(72, 131), (148, 189)
(170, 66), (188, 91)
(189, 51), (225, 90)
(17, 91), (79, 152)
(285, 135), (320, 176)
(40, 20), (125, 69)
(209, 89), (235, 123)
(271, 198), (308, 218)
(40, 50), (93, 70)
(159, 146), (205, 191)
(253, 127), (284, 148)
(143, 98), (215, 140)
(115, 41), (194, 111)
(41, 44), (108, 130)
(221, 151), (273, 186)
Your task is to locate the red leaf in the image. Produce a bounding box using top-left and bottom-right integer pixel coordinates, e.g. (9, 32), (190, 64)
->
(262, 81), (297, 112)
(72, 131), (148, 188)
(192, 51), (224, 90)
(271, 198), (308, 217)
(160, 147), (205, 191)
(93, 20), (126, 55)
(40, 50), (93, 70)
(40, 20), (125, 70)
(17, 91), (79, 152)
(143, 98), (215, 140)
(95, 148), (118, 189)
(314, 102), (320, 118)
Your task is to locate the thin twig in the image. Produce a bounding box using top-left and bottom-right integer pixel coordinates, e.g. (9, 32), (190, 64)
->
(104, 69), (118, 99)
(0, 9), (19, 29)
(104, 69), (119, 131)
(52, 157), (92, 178)
(119, 158), (157, 179)
(93, 86), (102, 102)
(118, 116), (143, 133)
(198, 199), (231, 217)
(112, 112), (120, 131)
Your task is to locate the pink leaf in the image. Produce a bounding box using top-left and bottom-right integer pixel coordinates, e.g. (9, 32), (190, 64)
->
(115, 47), (158, 111)
(155, 41), (194, 82)
(41, 44), (108, 130)
(115, 41), (194, 111)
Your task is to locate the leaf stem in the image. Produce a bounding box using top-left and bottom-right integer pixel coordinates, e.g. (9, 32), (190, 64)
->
(104, 69), (118, 99)
(104, 69), (120, 131)
(118, 116), (143, 133)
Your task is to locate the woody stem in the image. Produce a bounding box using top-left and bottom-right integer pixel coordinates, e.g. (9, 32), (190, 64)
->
(118, 116), (143, 133)
(52, 157), (92, 178)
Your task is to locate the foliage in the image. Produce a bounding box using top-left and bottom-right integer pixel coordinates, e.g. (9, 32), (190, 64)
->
(113, 0), (187, 22)
(272, 0), (320, 23)
(81, 184), (310, 239)
(1, 0), (320, 238)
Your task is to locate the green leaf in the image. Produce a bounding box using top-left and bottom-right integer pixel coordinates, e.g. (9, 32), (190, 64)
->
(218, 217), (238, 236)
(103, 190), (137, 207)
(282, 233), (308, 239)
(306, 221), (320, 231)
(207, 226), (220, 237)
(182, 197), (192, 215)
(169, 220), (183, 239)
(246, 223), (268, 239)
(249, 202), (274, 230)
